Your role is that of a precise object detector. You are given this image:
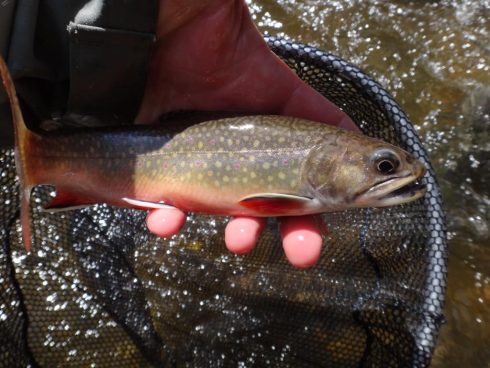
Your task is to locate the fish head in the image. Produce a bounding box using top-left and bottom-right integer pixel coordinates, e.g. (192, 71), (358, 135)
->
(305, 136), (427, 210)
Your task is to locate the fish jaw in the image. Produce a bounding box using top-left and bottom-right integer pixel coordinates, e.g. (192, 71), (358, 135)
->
(354, 171), (427, 208)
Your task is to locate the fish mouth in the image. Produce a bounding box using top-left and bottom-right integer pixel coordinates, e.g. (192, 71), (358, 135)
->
(355, 172), (427, 208)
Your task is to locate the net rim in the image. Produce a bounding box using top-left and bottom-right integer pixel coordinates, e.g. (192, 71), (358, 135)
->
(266, 35), (448, 361)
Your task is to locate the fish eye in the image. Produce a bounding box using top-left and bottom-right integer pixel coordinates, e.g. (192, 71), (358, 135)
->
(373, 150), (400, 175)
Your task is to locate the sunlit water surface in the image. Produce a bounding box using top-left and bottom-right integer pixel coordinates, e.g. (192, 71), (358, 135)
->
(250, 0), (490, 366)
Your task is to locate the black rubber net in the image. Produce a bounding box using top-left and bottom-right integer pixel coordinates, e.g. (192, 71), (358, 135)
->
(0, 37), (447, 367)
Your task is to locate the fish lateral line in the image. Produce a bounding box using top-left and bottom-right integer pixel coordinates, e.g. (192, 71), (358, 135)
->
(26, 147), (313, 160)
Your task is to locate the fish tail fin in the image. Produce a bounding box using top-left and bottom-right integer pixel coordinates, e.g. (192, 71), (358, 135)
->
(0, 56), (36, 252)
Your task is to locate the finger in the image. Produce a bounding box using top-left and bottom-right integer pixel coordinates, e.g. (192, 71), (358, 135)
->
(225, 216), (266, 255)
(146, 207), (187, 237)
(280, 215), (324, 269)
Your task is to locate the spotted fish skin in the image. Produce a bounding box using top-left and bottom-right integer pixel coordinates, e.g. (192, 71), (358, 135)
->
(135, 116), (338, 214)
(25, 116), (343, 216)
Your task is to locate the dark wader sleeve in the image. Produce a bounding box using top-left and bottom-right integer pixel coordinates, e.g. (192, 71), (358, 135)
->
(0, 0), (18, 147)
(0, 0), (159, 148)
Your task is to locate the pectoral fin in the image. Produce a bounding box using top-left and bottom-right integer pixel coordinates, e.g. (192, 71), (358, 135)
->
(239, 193), (313, 214)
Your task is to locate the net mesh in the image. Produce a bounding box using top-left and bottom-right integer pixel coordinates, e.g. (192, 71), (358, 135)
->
(0, 37), (447, 367)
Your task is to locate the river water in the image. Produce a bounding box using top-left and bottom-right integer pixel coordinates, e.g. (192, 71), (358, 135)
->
(250, 0), (490, 366)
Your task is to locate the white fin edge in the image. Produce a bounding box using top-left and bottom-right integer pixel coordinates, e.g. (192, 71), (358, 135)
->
(239, 193), (313, 202)
(122, 198), (175, 209)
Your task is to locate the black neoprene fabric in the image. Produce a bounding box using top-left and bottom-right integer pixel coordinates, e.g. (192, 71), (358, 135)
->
(2, 0), (158, 131)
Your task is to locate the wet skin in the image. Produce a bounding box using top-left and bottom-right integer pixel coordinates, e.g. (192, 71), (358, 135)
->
(137, 0), (358, 268)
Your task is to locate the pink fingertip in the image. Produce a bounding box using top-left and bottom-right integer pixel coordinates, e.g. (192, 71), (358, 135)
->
(146, 208), (186, 238)
(225, 217), (266, 255)
(280, 216), (323, 269)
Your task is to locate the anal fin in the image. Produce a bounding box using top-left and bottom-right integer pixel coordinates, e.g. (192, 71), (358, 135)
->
(121, 198), (175, 210)
(43, 188), (96, 212)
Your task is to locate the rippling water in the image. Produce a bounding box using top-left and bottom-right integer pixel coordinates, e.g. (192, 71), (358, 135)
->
(250, 0), (490, 366)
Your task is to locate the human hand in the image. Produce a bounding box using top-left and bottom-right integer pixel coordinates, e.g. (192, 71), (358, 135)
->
(146, 211), (324, 268)
(138, 0), (358, 268)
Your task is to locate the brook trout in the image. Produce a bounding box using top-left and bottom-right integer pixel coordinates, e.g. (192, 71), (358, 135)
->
(0, 57), (426, 252)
